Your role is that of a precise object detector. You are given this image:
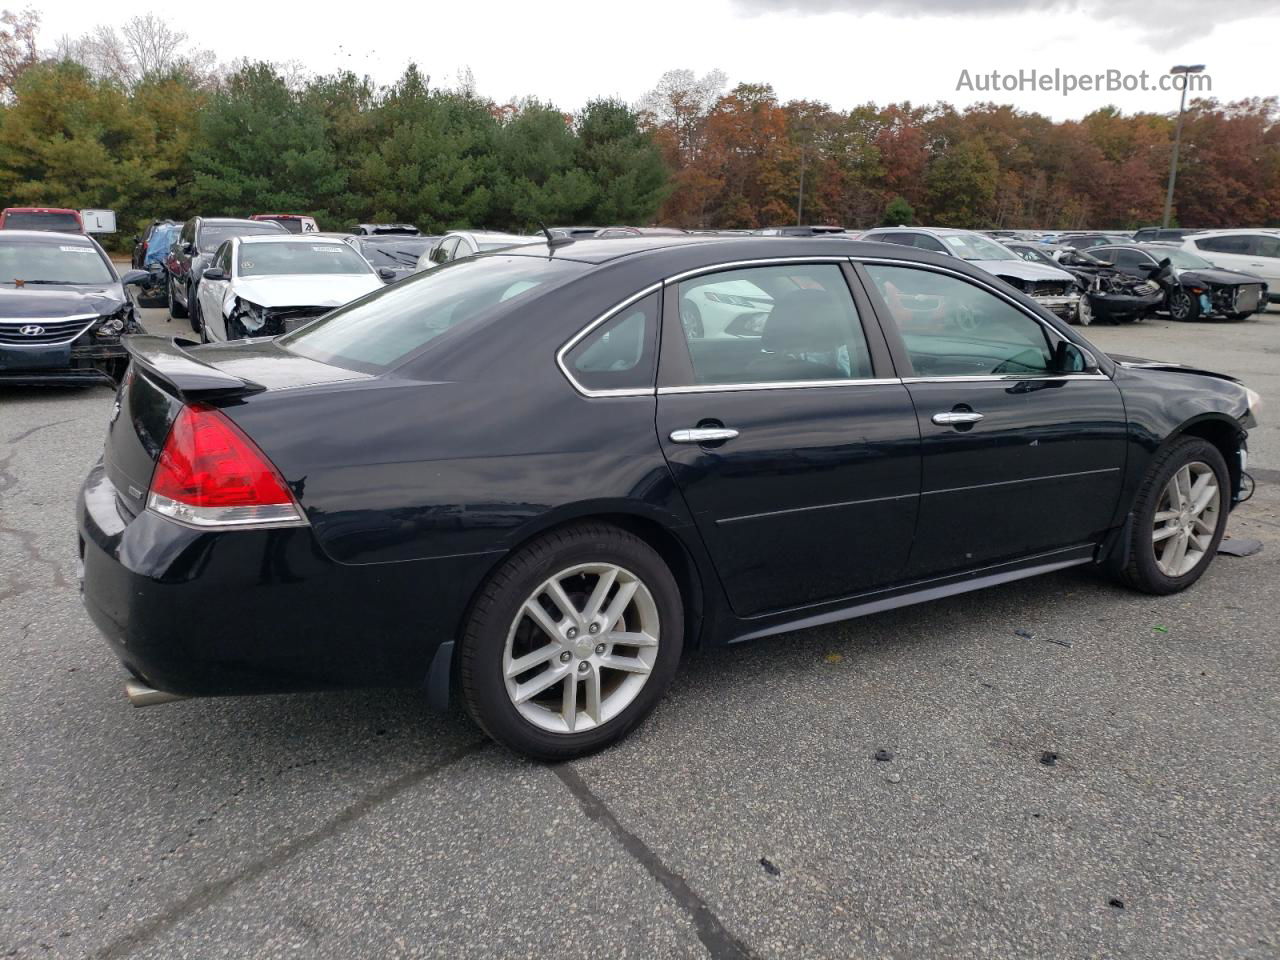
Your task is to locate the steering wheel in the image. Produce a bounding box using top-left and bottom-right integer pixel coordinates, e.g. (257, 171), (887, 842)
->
(680, 299), (704, 339)
(951, 302), (979, 333)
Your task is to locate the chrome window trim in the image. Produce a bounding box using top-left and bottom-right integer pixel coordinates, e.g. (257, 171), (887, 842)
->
(658, 378), (903, 395)
(0, 313), (100, 346)
(555, 281), (663, 398)
(853, 255), (1108, 380)
(901, 374), (1109, 384)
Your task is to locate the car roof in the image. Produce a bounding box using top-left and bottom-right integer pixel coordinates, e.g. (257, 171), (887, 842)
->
(452, 230), (539, 243)
(0, 229), (95, 243)
(237, 234), (350, 245)
(200, 217), (283, 227)
(499, 233), (999, 268)
(2, 206), (79, 214)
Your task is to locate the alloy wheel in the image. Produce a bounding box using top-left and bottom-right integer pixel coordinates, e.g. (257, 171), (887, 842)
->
(1170, 291), (1192, 320)
(503, 562), (660, 734)
(1152, 460), (1220, 577)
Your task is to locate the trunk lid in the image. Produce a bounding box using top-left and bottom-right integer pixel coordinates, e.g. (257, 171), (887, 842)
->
(102, 335), (369, 516)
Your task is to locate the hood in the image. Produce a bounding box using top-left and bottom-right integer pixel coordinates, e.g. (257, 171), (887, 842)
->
(1109, 353), (1240, 383)
(970, 259), (1076, 283)
(1177, 267), (1266, 287)
(0, 283), (125, 320)
(229, 274), (383, 310)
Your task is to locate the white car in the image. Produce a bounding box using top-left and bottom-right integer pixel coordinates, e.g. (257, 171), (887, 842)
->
(195, 235), (386, 342)
(860, 227), (1081, 321)
(415, 231), (541, 272)
(1176, 230), (1280, 306)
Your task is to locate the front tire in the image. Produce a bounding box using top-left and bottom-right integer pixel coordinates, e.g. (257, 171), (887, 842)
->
(1169, 288), (1200, 322)
(460, 523), (684, 760)
(1117, 438), (1230, 595)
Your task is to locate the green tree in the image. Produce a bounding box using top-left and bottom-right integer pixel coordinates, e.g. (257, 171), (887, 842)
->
(0, 61), (156, 247)
(923, 137), (998, 226)
(881, 195), (915, 226)
(189, 62), (346, 222)
(575, 99), (668, 225)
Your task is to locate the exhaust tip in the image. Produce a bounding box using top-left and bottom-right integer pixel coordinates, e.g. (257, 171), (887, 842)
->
(124, 678), (187, 707)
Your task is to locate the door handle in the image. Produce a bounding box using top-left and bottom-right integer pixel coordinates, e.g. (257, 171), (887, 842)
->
(932, 411), (984, 426)
(670, 427), (739, 444)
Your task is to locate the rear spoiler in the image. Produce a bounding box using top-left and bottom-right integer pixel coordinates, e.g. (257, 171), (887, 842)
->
(123, 335), (265, 399)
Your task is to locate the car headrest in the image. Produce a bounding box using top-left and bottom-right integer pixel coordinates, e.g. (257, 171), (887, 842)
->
(761, 288), (850, 354)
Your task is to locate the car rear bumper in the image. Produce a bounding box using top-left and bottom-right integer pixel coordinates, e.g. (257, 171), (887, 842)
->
(76, 460), (496, 697)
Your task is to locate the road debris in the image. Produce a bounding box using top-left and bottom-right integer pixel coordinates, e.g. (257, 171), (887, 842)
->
(874, 749), (894, 762)
(759, 857), (781, 877)
(1217, 538), (1263, 558)
(1039, 751), (1059, 767)
(1014, 628), (1071, 648)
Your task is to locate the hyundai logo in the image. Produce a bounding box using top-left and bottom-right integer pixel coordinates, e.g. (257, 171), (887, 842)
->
(19, 324), (44, 336)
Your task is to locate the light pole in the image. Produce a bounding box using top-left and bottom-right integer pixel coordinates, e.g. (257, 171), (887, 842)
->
(1161, 63), (1205, 229)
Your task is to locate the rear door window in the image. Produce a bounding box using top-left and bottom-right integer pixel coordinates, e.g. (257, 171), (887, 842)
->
(1196, 235), (1250, 254)
(670, 264), (874, 386)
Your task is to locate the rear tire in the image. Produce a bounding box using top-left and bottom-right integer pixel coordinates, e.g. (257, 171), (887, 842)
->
(167, 276), (187, 320)
(460, 523), (684, 760)
(1116, 437), (1230, 595)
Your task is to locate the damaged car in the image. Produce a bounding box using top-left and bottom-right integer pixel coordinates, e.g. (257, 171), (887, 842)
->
(78, 235), (1260, 760)
(0, 231), (146, 385)
(1056, 248), (1164, 325)
(860, 227), (1080, 321)
(193, 234), (385, 342)
(1091, 244), (1268, 321)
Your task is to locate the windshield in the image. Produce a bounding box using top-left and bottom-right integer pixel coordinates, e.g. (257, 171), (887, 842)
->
(1158, 247), (1213, 270)
(359, 239), (432, 266)
(280, 255), (582, 373)
(0, 241), (113, 283)
(198, 222), (284, 250)
(237, 242), (371, 277)
(938, 233), (1020, 261)
(4, 212), (81, 231)
(1012, 245), (1055, 266)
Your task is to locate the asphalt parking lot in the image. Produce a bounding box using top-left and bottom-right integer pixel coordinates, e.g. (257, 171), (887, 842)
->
(2, 302), (1277, 959)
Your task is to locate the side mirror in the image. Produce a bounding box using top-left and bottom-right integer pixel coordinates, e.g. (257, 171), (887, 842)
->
(119, 269), (149, 286)
(202, 267), (227, 281)
(180, 241), (193, 254)
(1158, 257), (1172, 269)
(1055, 340), (1097, 374)
(377, 267), (397, 281)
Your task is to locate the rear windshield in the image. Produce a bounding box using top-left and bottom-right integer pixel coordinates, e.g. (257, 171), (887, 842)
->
(4, 212), (81, 231)
(237, 242), (371, 276)
(279, 255), (581, 373)
(198, 222), (284, 249)
(358, 238), (432, 266)
(0, 241), (113, 283)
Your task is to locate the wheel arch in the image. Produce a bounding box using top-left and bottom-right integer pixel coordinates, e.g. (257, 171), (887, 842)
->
(434, 504), (716, 706)
(1164, 413), (1246, 502)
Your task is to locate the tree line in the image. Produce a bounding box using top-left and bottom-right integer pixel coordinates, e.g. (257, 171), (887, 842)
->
(0, 11), (1277, 252)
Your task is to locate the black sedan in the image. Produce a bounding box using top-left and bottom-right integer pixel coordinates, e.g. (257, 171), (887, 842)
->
(78, 236), (1259, 759)
(0, 231), (147, 385)
(1090, 244), (1268, 321)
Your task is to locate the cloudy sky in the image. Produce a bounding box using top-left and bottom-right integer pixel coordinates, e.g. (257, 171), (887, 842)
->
(37, 0), (1279, 119)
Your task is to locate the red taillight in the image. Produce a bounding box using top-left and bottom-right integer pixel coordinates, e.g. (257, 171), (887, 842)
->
(147, 405), (304, 527)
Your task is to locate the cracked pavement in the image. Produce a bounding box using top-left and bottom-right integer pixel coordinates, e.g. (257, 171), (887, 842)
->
(0, 304), (1277, 959)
